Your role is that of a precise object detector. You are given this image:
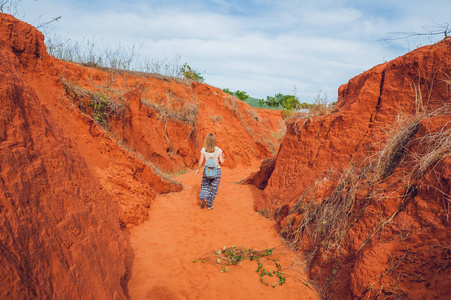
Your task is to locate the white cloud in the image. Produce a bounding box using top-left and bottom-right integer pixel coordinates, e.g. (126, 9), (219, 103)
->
(15, 0), (451, 100)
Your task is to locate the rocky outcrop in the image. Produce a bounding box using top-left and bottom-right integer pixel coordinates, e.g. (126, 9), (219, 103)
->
(0, 15), (126, 299)
(252, 38), (451, 298)
(245, 157), (277, 189)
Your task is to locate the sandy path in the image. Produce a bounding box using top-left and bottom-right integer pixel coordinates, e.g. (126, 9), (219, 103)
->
(126, 167), (318, 300)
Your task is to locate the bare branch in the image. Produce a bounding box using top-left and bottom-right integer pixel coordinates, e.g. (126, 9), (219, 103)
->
(379, 22), (450, 42)
(36, 16), (61, 29)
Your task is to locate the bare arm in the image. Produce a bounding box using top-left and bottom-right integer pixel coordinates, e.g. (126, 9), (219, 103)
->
(219, 151), (225, 164)
(196, 152), (204, 175)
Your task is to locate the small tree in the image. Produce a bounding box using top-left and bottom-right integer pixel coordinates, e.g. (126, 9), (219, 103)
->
(181, 63), (204, 82)
(265, 93), (300, 110)
(222, 88), (249, 102)
(222, 88), (233, 95)
(266, 93), (282, 108)
(233, 90), (249, 102)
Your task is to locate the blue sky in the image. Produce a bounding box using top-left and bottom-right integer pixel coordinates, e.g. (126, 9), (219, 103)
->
(13, 0), (451, 101)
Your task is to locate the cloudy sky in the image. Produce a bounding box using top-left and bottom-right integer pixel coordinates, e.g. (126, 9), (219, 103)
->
(13, 0), (451, 101)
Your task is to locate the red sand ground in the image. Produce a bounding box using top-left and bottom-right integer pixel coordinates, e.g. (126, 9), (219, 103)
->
(126, 166), (318, 300)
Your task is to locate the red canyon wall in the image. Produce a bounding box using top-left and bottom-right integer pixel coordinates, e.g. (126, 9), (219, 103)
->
(0, 15), (126, 299)
(251, 38), (451, 298)
(259, 39), (451, 210)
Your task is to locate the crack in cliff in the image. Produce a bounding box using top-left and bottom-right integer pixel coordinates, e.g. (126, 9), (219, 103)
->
(313, 115), (335, 162)
(351, 68), (387, 159)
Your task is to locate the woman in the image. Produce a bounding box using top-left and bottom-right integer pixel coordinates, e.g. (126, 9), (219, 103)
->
(196, 133), (225, 209)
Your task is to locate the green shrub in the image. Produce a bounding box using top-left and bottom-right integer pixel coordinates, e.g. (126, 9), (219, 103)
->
(264, 93), (300, 110)
(234, 90), (249, 102)
(222, 88), (249, 102)
(60, 77), (124, 128)
(181, 63), (204, 82)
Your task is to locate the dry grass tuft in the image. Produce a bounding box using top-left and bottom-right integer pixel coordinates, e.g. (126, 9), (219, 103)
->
(247, 109), (261, 122)
(141, 97), (198, 125)
(112, 134), (182, 186)
(287, 166), (364, 260)
(60, 77), (125, 128)
(409, 106), (451, 178)
(374, 116), (422, 179)
(309, 93), (335, 116)
(210, 115), (223, 122)
(279, 103), (451, 269)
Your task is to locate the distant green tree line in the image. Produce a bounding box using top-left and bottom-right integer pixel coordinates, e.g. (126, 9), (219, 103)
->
(222, 88), (250, 102)
(223, 88), (322, 111)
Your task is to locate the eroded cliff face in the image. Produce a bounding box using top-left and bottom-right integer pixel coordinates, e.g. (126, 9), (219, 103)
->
(0, 13), (285, 298)
(0, 15), (126, 299)
(251, 39), (451, 298)
(259, 40), (451, 210)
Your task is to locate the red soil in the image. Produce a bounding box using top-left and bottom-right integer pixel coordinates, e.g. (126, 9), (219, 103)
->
(126, 166), (317, 299)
